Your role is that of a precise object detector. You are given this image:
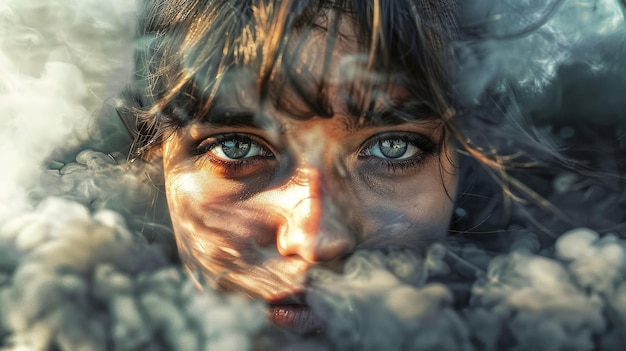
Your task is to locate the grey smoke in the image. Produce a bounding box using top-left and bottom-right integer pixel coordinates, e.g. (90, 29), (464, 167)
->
(465, 228), (626, 351)
(0, 198), (266, 350)
(307, 248), (472, 351)
(457, 0), (624, 100)
(0, 0), (266, 350)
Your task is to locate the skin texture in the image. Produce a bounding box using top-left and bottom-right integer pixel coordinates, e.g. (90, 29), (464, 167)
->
(161, 22), (458, 331)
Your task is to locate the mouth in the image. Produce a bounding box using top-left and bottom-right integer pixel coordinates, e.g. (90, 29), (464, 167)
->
(267, 294), (325, 334)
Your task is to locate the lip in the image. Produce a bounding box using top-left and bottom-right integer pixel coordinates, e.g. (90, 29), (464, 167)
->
(267, 294), (325, 334)
(268, 304), (325, 334)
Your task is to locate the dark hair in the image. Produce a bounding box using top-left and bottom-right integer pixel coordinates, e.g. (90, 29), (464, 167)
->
(119, 0), (624, 240)
(119, 0), (461, 159)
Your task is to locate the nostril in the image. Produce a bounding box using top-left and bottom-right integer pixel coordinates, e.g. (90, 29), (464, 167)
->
(273, 166), (355, 262)
(276, 215), (357, 263)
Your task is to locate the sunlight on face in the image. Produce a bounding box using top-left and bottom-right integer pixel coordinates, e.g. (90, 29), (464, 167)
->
(161, 22), (458, 333)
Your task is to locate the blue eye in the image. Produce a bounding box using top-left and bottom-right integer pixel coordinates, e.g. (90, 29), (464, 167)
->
(206, 135), (273, 161)
(359, 135), (428, 160)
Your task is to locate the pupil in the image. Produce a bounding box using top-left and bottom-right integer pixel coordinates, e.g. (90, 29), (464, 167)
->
(380, 139), (407, 158)
(222, 138), (251, 159)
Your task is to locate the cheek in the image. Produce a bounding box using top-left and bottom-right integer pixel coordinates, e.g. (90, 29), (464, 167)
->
(356, 191), (454, 250)
(164, 171), (278, 272)
(353, 156), (457, 250)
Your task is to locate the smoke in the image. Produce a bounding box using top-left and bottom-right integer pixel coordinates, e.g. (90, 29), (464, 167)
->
(0, 0), (266, 350)
(0, 0), (136, 218)
(306, 247), (472, 351)
(462, 228), (626, 351)
(456, 0), (624, 99)
(0, 0), (625, 350)
(294, 227), (626, 351)
(0, 198), (266, 350)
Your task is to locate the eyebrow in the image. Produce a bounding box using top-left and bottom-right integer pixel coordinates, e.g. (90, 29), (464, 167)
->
(341, 102), (440, 132)
(198, 95), (276, 129)
(203, 111), (262, 128)
(196, 81), (440, 133)
(198, 101), (439, 134)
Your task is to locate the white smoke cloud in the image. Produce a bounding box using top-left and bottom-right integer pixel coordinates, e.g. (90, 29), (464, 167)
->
(306, 247), (472, 351)
(0, 0), (136, 219)
(464, 227), (626, 351)
(0, 198), (266, 350)
(456, 0), (624, 101)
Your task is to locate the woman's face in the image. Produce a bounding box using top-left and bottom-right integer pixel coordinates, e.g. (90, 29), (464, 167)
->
(161, 26), (457, 333)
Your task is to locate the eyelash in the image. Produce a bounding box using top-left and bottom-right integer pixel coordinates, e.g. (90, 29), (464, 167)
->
(358, 133), (437, 172)
(194, 134), (274, 173)
(194, 132), (437, 176)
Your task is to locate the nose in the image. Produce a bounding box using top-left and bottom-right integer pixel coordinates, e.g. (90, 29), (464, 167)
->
(274, 167), (356, 263)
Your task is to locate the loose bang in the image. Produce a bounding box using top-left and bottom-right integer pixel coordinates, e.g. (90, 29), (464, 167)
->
(122, 0), (459, 159)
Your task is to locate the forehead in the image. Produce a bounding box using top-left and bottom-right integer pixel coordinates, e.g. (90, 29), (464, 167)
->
(207, 17), (402, 121)
(290, 14), (363, 76)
